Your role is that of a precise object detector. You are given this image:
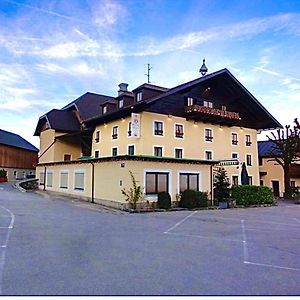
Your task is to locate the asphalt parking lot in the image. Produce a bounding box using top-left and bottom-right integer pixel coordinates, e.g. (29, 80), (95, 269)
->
(0, 182), (300, 295)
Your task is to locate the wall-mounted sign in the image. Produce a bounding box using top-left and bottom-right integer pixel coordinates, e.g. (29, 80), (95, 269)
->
(186, 105), (241, 120)
(131, 113), (140, 138)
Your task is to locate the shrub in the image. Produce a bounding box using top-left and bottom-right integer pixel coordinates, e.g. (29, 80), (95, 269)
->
(213, 168), (230, 202)
(157, 192), (171, 209)
(0, 169), (7, 177)
(179, 190), (208, 209)
(231, 185), (274, 206)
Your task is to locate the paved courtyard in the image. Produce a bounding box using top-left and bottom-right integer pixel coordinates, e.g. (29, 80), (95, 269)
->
(0, 182), (300, 295)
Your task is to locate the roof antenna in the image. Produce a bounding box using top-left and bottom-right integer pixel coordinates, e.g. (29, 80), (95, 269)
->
(145, 63), (152, 83)
(199, 58), (208, 76)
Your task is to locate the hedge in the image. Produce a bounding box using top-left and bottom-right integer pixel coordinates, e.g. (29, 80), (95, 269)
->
(179, 190), (209, 209)
(231, 185), (274, 206)
(157, 192), (171, 209)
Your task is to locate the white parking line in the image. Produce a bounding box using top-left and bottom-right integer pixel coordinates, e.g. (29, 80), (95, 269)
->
(244, 261), (300, 272)
(241, 220), (249, 262)
(294, 218), (300, 224)
(0, 206), (15, 295)
(164, 211), (198, 234)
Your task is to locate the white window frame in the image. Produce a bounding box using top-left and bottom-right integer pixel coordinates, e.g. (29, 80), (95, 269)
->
(153, 145), (164, 157)
(94, 149), (100, 158)
(245, 134), (252, 146)
(153, 120), (164, 137)
(144, 169), (172, 198)
(231, 174), (239, 186)
(112, 146), (118, 157)
(127, 144), (135, 156)
(119, 99), (124, 108)
(204, 150), (213, 160)
(246, 153), (252, 166)
(187, 97), (194, 106)
(231, 132), (238, 146)
(112, 125), (119, 140)
(174, 123), (184, 139)
(59, 170), (69, 190)
(177, 171), (202, 195)
(103, 106), (107, 114)
(95, 130), (100, 143)
(73, 169), (85, 192)
(39, 171), (45, 186)
(231, 152), (239, 159)
(174, 147), (184, 159)
(204, 128), (213, 143)
(46, 170), (53, 189)
(137, 92), (143, 102)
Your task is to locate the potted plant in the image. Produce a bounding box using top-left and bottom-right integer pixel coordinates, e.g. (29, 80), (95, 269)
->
(214, 167), (230, 209)
(0, 169), (8, 183)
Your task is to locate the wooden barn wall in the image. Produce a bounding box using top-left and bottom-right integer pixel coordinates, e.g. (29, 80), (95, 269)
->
(0, 144), (38, 169)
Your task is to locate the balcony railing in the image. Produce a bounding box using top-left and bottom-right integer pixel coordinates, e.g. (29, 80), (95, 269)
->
(185, 104), (241, 123)
(246, 141), (252, 146)
(175, 132), (184, 138)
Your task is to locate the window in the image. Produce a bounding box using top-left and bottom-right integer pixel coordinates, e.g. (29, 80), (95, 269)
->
(94, 150), (100, 158)
(260, 180), (264, 186)
(205, 129), (213, 142)
(154, 146), (163, 157)
(291, 181), (296, 188)
(60, 172), (68, 189)
(246, 135), (252, 146)
(137, 92), (143, 102)
(103, 106), (107, 114)
(175, 148), (183, 159)
(231, 133), (238, 145)
(74, 171), (85, 191)
(119, 99), (124, 108)
(39, 172), (45, 186)
(258, 157), (263, 166)
(95, 131), (100, 143)
(128, 145), (135, 156)
(146, 172), (169, 195)
(175, 124), (184, 138)
(112, 126), (118, 139)
(232, 153), (238, 159)
(248, 176), (253, 185)
(154, 121), (164, 136)
(187, 97), (194, 106)
(46, 172), (53, 188)
(232, 176), (239, 186)
(246, 154), (252, 166)
(64, 154), (71, 161)
(128, 122), (132, 137)
(112, 147), (118, 156)
(205, 151), (212, 160)
(179, 173), (199, 193)
(203, 101), (213, 108)
(221, 105), (227, 111)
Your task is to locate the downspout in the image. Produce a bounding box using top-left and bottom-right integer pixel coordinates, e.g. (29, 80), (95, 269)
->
(210, 165), (213, 206)
(43, 166), (46, 191)
(91, 162), (95, 203)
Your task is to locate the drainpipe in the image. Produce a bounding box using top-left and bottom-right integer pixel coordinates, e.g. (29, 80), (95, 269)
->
(91, 162), (95, 203)
(210, 165), (213, 206)
(43, 166), (46, 191)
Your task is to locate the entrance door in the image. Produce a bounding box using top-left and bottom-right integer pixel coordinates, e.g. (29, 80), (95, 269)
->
(271, 181), (280, 197)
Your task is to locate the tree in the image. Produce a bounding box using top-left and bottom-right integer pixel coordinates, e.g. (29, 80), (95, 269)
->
(213, 167), (230, 202)
(267, 118), (300, 198)
(121, 171), (144, 210)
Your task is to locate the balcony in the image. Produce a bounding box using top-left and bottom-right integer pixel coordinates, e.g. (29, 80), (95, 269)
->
(185, 104), (241, 125)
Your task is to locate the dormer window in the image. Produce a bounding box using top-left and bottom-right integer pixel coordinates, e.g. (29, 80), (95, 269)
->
(119, 99), (124, 108)
(187, 97), (194, 106)
(221, 105), (227, 111)
(203, 101), (213, 108)
(103, 106), (107, 114)
(137, 92), (142, 102)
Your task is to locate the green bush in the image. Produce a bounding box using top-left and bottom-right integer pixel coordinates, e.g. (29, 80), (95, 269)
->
(231, 185), (274, 206)
(179, 190), (208, 209)
(157, 192), (171, 209)
(0, 169), (7, 177)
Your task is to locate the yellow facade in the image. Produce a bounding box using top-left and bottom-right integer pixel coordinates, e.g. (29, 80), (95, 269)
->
(39, 129), (82, 163)
(91, 112), (259, 185)
(36, 159), (212, 208)
(259, 158), (300, 197)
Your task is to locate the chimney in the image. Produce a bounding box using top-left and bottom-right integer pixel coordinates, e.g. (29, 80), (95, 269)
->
(118, 83), (128, 96)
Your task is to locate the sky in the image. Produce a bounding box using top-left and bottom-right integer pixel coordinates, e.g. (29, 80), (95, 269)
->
(0, 0), (300, 148)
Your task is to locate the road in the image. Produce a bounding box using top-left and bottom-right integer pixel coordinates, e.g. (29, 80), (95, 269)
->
(0, 182), (300, 295)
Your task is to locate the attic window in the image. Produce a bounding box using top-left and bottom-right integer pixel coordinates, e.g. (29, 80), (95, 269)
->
(119, 99), (124, 108)
(203, 101), (213, 108)
(103, 106), (107, 114)
(137, 92), (142, 102)
(187, 97), (194, 106)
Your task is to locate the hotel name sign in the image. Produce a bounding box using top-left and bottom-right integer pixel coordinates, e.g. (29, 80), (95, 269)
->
(185, 105), (241, 120)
